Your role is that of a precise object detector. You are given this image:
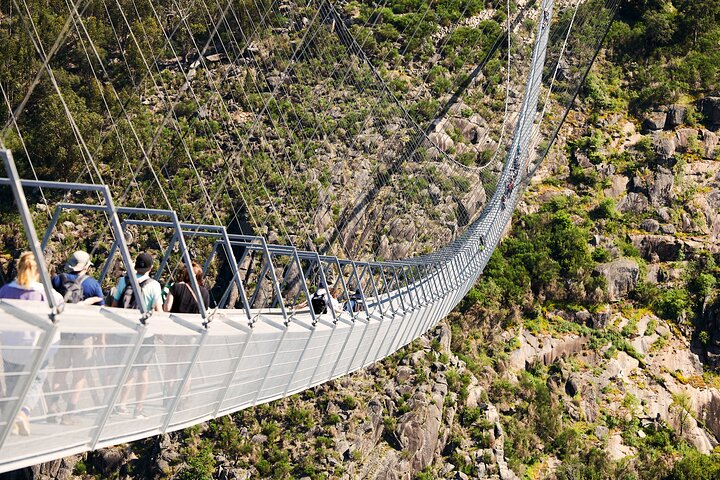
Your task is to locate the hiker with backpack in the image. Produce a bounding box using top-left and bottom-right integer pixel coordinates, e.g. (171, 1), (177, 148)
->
(309, 284), (344, 316)
(110, 252), (163, 313)
(110, 252), (162, 418)
(51, 250), (104, 306)
(48, 251), (104, 425)
(343, 289), (366, 314)
(310, 284), (330, 315)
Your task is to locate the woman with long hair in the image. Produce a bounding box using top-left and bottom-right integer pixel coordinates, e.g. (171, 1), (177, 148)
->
(0, 252), (62, 435)
(0, 252), (45, 300)
(163, 262), (210, 314)
(160, 261), (210, 409)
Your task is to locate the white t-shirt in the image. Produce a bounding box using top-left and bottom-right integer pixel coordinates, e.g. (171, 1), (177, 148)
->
(316, 288), (343, 313)
(329, 296), (343, 313)
(112, 273), (162, 312)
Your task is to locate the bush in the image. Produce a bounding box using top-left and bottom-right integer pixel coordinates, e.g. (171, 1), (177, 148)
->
(178, 441), (216, 480)
(256, 459), (272, 476)
(287, 407), (314, 431)
(654, 288), (690, 321)
(592, 246), (611, 263)
(340, 395), (358, 410)
(591, 198), (617, 219)
(668, 451), (720, 480)
(325, 413), (341, 425)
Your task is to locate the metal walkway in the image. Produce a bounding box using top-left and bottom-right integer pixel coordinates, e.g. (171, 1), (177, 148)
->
(0, 0), (554, 472)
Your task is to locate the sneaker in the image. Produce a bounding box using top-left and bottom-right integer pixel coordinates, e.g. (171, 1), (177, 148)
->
(47, 402), (62, 424)
(133, 408), (147, 419)
(15, 411), (30, 436)
(113, 405), (130, 415)
(60, 415), (81, 426)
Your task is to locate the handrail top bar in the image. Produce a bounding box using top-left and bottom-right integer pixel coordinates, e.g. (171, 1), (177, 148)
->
(52, 202), (183, 219)
(205, 237), (447, 271)
(53, 203), (108, 212)
(24, 190), (468, 277)
(124, 219), (241, 234)
(24, 195), (462, 270)
(49, 203), (456, 271)
(117, 220), (272, 246)
(0, 178), (110, 193)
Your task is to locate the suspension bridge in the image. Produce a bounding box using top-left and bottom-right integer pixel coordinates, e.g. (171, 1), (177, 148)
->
(0, 0), (617, 472)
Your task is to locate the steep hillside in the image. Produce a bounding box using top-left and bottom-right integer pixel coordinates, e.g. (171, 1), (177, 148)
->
(2, 0), (720, 479)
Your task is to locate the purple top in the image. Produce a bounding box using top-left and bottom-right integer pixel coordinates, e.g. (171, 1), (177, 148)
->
(0, 281), (46, 301)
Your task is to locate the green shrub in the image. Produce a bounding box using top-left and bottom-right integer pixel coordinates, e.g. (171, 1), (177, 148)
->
(72, 460), (87, 475)
(178, 441), (216, 480)
(340, 395), (358, 410)
(256, 459), (272, 476)
(668, 451), (720, 480)
(592, 246), (611, 263)
(326, 413), (341, 425)
(654, 288), (690, 321)
(591, 198), (617, 219)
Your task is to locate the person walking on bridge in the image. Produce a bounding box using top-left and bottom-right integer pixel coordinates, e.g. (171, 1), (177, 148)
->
(0, 252), (62, 435)
(49, 250), (104, 425)
(52, 250), (104, 306)
(110, 252), (162, 418)
(163, 262), (209, 314)
(110, 252), (162, 313)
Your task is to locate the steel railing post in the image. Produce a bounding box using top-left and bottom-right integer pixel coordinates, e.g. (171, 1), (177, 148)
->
(169, 212), (208, 321)
(40, 205), (63, 250)
(314, 255), (337, 323)
(102, 187), (149, 321)
(90, 323), (148, 449)
(98, 240), (119, 286)
(391, 267), (407, 313)
(293, 250), (315, 326)
(219, 229), (253, 322)
(155, 232), (178, 280)
(261, 238), (288, 321)
(400, 268), (416, 310)
(1, 149), (60, 317)
(162, 329), (208, 432)
(202, 241), (219, 276)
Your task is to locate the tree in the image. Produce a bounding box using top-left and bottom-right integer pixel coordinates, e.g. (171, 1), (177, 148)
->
(675, 0), (720, 45)
(669, 392), (692, 437)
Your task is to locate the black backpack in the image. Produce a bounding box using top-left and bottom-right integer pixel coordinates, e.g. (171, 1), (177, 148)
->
(121, 276), (150, 310)
(311, 292), (327, 315)
(345, 293), (364, 313)
(58, 274), (89, 304)
(352, 298), (365, 313)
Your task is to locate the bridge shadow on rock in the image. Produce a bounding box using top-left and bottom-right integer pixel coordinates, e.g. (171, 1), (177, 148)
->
(209, 203), (253, 308)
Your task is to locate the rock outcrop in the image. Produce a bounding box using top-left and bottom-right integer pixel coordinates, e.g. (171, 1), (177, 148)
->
(699, 97), (720, 127)
(594, 257), (640, 301)
(642, 111), (666, 132)
(665, 105), (686, 129)
(628, 234), (682, 261)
